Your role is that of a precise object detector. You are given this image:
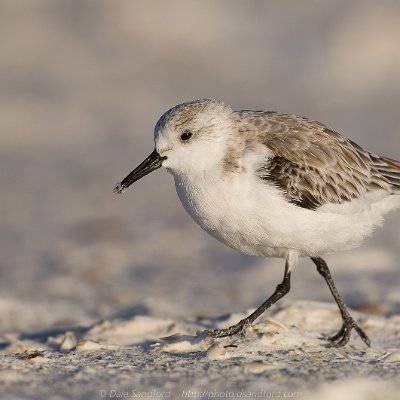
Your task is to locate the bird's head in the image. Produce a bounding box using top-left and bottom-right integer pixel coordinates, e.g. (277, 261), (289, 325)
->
(114, 99), (234, 193)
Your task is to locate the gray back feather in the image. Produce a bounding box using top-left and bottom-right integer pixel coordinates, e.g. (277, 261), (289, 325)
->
(236, 111), (400, 210)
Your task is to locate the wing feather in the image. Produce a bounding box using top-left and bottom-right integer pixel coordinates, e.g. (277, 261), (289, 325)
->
(237, 111), (399, 210)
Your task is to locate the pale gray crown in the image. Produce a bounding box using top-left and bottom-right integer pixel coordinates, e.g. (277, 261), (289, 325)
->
(154, 99), (228, 136)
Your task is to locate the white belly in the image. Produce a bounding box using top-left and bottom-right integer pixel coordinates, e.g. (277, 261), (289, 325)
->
(173, 171), (397, 258)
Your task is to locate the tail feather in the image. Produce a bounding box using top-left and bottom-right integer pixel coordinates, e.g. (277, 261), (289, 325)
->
(371, 155), (400, 192)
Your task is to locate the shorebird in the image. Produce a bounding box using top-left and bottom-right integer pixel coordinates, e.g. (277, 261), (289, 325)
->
(114, 99), (400, 347)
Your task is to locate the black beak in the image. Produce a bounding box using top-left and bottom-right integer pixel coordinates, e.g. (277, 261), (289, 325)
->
(114, 149), (166, 194)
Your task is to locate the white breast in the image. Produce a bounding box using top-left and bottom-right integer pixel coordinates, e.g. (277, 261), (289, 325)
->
(174, 171), (278, 256)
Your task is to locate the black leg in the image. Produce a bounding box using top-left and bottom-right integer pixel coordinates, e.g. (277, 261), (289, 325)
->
(205, 255), (292, 338)
(311, 257), (371, 347)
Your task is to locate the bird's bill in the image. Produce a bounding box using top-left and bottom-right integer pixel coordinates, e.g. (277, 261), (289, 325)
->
(113, 149), (166, 194)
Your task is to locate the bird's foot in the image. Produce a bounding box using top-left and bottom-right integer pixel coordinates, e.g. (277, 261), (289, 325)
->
(322, 316), (371, 347)
(204, 319), (249, 338)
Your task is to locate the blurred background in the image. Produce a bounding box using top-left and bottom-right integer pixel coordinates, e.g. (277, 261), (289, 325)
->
(1, 0), (400, 333)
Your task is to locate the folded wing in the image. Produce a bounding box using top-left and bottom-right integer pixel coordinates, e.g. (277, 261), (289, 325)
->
(238, 111), (400, 210)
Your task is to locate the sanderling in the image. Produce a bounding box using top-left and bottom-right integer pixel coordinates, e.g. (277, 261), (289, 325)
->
(114, 99), (400, 347)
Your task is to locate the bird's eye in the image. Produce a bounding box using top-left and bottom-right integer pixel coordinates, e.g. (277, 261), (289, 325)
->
(180, 130), (192, 141)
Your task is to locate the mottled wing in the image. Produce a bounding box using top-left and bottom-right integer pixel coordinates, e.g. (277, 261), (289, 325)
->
(369, 154), (400, 192)
(237, 111), (399, 210)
